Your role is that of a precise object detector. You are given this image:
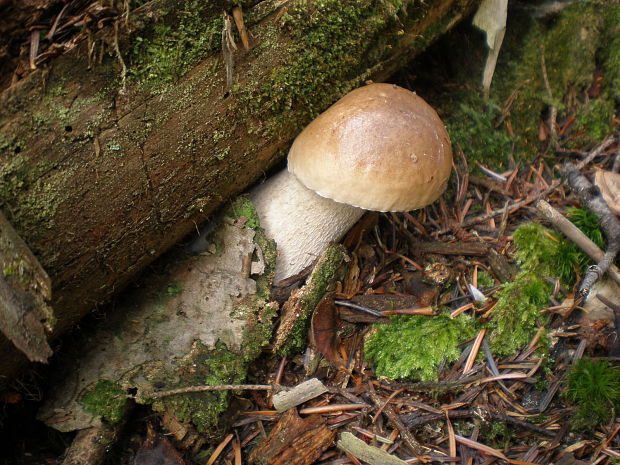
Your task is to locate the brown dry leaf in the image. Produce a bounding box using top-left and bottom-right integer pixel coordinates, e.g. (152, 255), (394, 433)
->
(310, 293), (347, 369)
(249, 409), (335, 465)
(595, 169), (620, 217)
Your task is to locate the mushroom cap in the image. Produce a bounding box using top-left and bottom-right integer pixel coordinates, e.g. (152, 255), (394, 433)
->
(288, 83), (453, 212)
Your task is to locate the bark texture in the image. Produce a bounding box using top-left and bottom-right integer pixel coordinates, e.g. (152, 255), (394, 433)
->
(0, 0), (479, 383)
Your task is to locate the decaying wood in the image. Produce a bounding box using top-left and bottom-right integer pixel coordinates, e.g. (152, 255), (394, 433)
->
(487, 249), (518, 283)
(273, 245), (348, 352)
(61, 423), (120, 465)
(0, 210), (53, 362)
(249, 409), (335, 465)
(0, 0), (480, 386)
(272, 378), (327, 412)
(38, 208), (275, 433)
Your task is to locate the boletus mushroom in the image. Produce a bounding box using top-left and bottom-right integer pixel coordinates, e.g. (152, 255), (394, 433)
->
(250, 83), (453, 283)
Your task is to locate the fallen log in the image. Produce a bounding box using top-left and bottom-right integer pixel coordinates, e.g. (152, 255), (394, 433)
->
(0, 0), (480, 384)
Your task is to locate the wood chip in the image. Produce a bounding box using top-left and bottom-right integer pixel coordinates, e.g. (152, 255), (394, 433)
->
(272, 378), (328, 412)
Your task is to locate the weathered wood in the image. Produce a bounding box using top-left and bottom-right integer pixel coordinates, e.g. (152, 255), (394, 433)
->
(0, 0), (480, 383)
(0, 210), (53, 362)
(272, 378), (328, 412)
(249, 409), (335, 465)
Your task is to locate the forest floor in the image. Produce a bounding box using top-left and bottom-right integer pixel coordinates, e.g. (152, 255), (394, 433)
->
(1, 2), (620, 465)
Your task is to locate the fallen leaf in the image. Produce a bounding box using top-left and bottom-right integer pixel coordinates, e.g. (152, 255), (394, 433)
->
(595, 169), (620, 217)
(310, 293), (346, 369)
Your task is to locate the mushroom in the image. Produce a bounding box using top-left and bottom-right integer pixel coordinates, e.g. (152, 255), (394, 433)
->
(250, 83), (453, 283)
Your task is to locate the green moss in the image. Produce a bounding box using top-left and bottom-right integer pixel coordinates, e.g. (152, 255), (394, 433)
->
(2, 263), (19, 278)
(365, 313), (477, 381)
(234, 0), (431, 137)
(229, 196), (261, 230)
(165, 283), (182, 296)
(445, 94), (515, 170)
(491, 1), (617, 150)
(489, 271), (551, 357)
(81, 380), (127, 424)
(154, 341), (246, 432)
(129, 1), (223, 90)
(489, 217), (603, 357)
(566, 358), (620, 431)
(482, 421), (515, 450)
(477, 270), (495, 289)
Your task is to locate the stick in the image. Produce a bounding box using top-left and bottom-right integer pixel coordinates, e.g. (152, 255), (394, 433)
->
(149, 383), (277, 399)
(560, 163), (620, 295)
(536, 199), (620, 287)
(272, 378), (328, 412)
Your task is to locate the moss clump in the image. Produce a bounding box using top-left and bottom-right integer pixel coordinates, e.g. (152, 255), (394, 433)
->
(490, 215), (605, 357)
(81, 380), (127, 424)
(365, 313), (477, 381)
(129, 0), (223, 90)
(229, 196), (261, 230)
(445, 94), (515, 170)
(154, 341), (246, 432)
(489, 271), (551, 357)
(566, 358), (620, 431)
(492, 2), (617, 150)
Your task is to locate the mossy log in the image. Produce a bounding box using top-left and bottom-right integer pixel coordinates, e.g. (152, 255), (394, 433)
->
(0, 0), (480, 384)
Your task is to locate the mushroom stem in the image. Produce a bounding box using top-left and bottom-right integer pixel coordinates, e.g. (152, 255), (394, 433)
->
(250, 169), (364, 283)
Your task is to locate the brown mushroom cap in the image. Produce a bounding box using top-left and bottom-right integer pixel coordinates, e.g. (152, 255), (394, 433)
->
(288, 83), (453, 212)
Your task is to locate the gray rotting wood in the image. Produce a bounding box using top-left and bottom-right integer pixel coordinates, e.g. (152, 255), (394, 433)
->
(272, 378), (328, 412)
(0, 0), (480, 385)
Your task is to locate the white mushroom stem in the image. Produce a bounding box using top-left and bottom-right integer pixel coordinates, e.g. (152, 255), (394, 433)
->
(249, 169), (364, 283)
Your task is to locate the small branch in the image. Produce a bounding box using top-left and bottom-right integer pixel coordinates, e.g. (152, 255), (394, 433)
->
(576, 133), (617, 170)
(368, 388), (429, 457)
(148, 383), (278, 399)
(540, 44), (558, 148)
(536, 199), (620, 288)
(560, 163), (620, 295)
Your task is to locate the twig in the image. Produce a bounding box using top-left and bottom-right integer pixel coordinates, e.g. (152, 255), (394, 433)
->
(368, 384), (429, 457)
(113, 22), (127, 94)
(576, 133), (617, 170)
(535, 199), (620, 287)
(560, 163), (620, 295)
(148, 383), (278, 399)
(222, 11), (237, 90)
(540, 44), (558, 149)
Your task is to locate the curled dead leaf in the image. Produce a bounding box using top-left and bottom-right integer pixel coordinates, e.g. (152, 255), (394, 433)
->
(595, 169), (620, 217)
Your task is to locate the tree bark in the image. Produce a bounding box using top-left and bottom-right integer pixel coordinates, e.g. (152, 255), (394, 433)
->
(0, 0), (480, 383)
